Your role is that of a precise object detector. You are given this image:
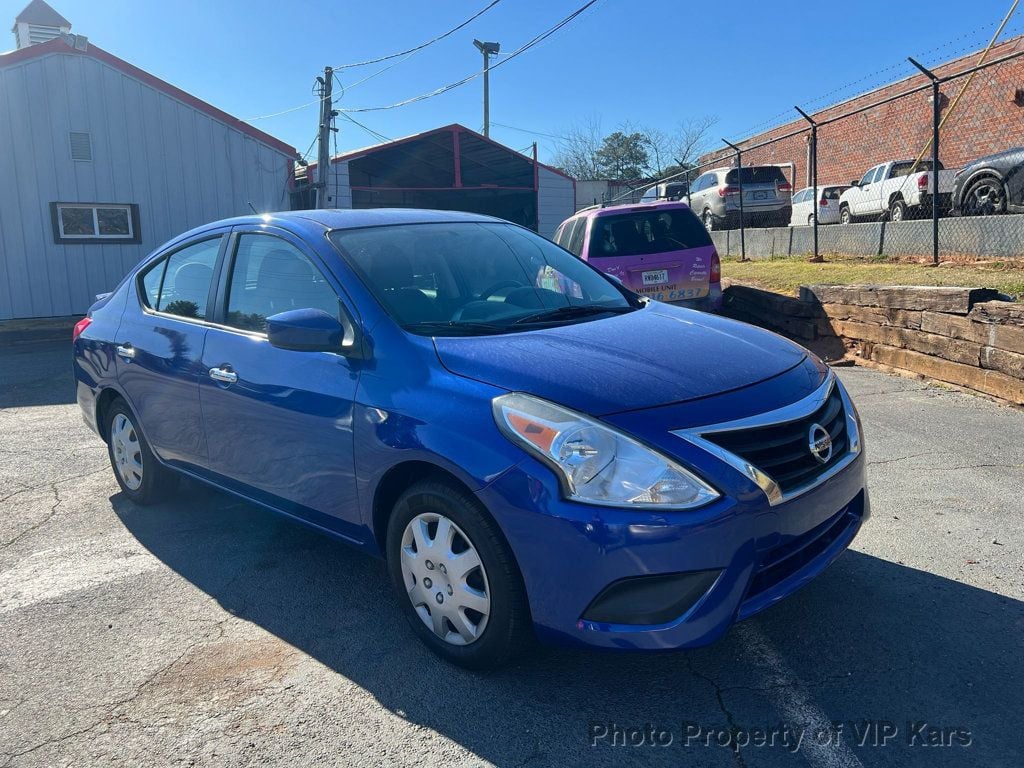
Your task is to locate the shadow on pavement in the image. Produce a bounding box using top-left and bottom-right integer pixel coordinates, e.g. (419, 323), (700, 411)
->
(112, 480), (1023, 767)
(0, 342), (77, 408)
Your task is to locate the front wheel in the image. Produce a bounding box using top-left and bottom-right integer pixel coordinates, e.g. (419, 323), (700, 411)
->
(962, 176), (1006, 216)
(106, 399), (179, 504)
(386, 479), (532, 669)
(839, 206), (852, 225)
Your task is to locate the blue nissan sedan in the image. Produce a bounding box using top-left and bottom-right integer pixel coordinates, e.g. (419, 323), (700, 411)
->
(73, 209), (868, 668)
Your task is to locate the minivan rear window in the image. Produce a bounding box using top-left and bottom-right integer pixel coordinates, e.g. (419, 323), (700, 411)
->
(589, 209), (712, 259)
(725, 166), (787, 185)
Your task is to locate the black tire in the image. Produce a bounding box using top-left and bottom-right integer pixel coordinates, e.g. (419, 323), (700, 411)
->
(808, 214), (816, 227)
(839, 205), (852, 225)
(386, 479), (533, 669)
(105, 398), (179, 505)
(889, 198), (907, 223)
(962, 176), (1006, 217)
(703, 209), (717, 232)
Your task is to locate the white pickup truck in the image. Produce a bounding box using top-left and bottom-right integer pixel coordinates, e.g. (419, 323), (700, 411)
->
(838, 159), (957, 223)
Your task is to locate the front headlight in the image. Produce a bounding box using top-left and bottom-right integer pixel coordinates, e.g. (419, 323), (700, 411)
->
(492, 393), (719, 509)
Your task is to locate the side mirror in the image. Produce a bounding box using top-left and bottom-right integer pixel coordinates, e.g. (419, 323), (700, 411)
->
(849, 179), (860, 187)
(267, 307), (367, 358)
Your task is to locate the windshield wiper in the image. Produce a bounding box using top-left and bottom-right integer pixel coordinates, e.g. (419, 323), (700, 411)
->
(402, 320), (512, 335)
(511, 304), (635, 325)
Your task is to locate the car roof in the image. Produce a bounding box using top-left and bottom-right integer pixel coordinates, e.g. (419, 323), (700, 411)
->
(574, 200), (692, 219)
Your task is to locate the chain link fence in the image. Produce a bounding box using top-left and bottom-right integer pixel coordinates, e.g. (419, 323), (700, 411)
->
(632, 38), (1024, 264)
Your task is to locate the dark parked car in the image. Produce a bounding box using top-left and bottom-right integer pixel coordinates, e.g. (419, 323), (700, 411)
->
(952, 146), (1024, 216)
(73, 209), (868, 668)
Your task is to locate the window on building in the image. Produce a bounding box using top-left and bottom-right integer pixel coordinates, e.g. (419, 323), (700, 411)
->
(50, 203), (141, 244)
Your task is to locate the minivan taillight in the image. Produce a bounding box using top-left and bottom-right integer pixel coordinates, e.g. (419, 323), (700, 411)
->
(718, 186), (740, 197)
(72, 316), (91, 341)
(819, 197), (829, 207)
(777, 182), (792, 192)
(710, 251), (721, 283)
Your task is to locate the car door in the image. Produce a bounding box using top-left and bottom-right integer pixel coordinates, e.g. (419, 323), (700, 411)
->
(198, 227), (363, 538)
(851, 166), (879, 215)
(115, 231), (226, 469)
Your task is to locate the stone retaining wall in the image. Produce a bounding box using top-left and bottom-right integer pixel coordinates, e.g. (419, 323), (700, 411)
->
(722, 283), (1024, 405)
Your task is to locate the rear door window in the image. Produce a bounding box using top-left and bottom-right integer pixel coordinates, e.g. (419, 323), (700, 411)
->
(139, 237), (221, 320)
(566, 218), (586, 256)
(589, 209), (711, 258)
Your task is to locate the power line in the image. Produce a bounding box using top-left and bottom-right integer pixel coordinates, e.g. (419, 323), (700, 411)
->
(491, 121), (568, 141)
(332, 0), (503, 69)
(338, 0), (600, 114)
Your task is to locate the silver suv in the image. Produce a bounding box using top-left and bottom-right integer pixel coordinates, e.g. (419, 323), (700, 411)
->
(688, 166), (793, 231)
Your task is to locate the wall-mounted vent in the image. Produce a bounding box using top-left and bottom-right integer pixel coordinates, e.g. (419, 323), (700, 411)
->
(69, 131), (92, 161)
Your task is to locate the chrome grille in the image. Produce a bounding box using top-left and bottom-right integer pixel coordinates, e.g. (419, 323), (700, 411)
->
(703, 387), (847, 494)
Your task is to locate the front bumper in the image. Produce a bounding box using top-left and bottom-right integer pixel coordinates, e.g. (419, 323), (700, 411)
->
(475, 376), (868, 651)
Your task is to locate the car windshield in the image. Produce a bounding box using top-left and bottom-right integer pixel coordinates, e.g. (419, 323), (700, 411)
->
(589, 209), (711, 259)
(329, 222), (635, 336)
(724, 166), (787, 185)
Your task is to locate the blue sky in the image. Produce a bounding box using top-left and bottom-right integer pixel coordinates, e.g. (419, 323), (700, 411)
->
(6, 0), (1022, 163)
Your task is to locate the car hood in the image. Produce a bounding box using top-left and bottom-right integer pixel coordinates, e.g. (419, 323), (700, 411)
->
(432, 304), (807, 415)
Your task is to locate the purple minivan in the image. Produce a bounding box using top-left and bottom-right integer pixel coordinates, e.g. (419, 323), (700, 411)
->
(553, 201), (722, 311)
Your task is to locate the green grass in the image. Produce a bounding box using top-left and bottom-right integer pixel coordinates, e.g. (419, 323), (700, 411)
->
(722, 254), (1024, 298)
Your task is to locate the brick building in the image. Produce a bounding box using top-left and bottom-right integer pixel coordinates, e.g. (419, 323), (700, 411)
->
(700, 35), (1024, 188)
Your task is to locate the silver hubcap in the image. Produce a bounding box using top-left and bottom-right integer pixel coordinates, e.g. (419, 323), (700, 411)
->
(891, 204), (903, 221)
(111, 413), (143, 491)
(400, 512), (490, 646)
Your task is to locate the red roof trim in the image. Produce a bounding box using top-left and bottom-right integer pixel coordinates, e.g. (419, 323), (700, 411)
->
(323, 122), (574, 180)
(0, 38), (297, 157)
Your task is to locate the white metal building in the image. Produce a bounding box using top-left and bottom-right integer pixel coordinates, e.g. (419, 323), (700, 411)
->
(0, 2), (297, 320)
(305, 124), (575, 239)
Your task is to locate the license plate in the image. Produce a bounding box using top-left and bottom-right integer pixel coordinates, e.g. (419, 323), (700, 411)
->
(753, 190), (771, 200)
(642, 269), (669, 286)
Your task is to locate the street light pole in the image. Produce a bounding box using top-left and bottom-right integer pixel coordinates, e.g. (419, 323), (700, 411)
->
(473, 39), (500, 137)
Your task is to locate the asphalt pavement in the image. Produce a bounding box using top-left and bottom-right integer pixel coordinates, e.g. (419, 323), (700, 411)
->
(1, 341), (1022, 767)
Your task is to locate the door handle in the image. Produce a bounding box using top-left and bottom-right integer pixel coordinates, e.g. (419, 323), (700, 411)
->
(115, 344), (135, 361)
(208, 366), (238, 384)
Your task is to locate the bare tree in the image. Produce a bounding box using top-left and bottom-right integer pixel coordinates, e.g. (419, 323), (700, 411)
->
(550, 116), (604, 180)
(672, 115), (719, 170)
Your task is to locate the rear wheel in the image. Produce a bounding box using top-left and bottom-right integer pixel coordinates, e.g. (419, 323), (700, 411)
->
(962, 176), (1006, 216)
(106, 399), (178, 505)
(386, 479), (532, 669)
(703, 209), (716, 232)
(889, 198), (907, 222)
(807, 214), (816, 227)
(840, 205), (852, 225)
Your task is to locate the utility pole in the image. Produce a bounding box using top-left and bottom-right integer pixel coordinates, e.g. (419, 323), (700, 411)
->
(317, 66), (334, 209)
(473, 39), (500, 137)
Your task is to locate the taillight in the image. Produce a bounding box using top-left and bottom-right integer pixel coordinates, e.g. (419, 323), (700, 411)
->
(819, 198), (828, 206)
(917, 174), (929, 190)
(718, 186), (740, 197)
(710, 251), (721, 283)
(72, 316), (92, 341)
(777, 182), (792, 192)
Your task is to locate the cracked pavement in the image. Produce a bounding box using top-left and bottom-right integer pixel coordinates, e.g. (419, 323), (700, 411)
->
(1, 341), (1022, 767)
